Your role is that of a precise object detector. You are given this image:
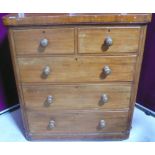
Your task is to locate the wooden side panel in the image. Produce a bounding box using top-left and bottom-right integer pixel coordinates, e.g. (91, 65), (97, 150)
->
(22, 84), (131, 111)
(8, 29), (30, 133)
(13, 28), (75, 55)
(17, 56), (137, 83)
(78, 27), (141, 54)
(27, 110), (129, 133)
(127, 26), (148, 129)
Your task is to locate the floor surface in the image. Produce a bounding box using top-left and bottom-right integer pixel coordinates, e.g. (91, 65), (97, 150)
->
(0, 107), (155, 142)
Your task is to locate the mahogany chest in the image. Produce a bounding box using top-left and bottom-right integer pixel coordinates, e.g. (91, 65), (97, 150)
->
(3, 13), (151, 140)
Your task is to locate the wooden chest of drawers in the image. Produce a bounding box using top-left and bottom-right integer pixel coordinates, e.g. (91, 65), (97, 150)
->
(3, 13), (151, 140)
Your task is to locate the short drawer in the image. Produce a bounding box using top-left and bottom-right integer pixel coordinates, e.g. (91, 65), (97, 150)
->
(23, 84), (131, 111)
(18, 55), (136, 83)
(13, 28), (75, 55)
(27, 110), (129, 133)
(78, 27), (141, 54)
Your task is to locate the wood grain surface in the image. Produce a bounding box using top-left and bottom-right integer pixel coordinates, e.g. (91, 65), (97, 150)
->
(78, 27), (140, 54)
(27, 110), (129, 133)
(13, 28), (75, 55)
(3, 13), (152, 26)
(17, 55), (137, 83)
(22, 83), (131, 111)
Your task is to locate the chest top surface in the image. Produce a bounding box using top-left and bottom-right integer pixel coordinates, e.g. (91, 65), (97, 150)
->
(3, 13), (152, 26)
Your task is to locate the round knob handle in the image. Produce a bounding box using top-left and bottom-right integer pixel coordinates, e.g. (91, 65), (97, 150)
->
(104, 36), (113, 46)
(42, 65), (51, 77)
(48, 120), (55, 129)
(101, 94), (109, 104)
(103, 65), (112, 76)
(99, 120), (106, 129)
(45, 95), (53, 106)
(40, 38), (48, 47)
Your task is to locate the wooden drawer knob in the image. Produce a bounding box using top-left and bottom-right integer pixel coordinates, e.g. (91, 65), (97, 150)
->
(103, 65), (112, 76)
(101, 94), (109, 104)
(99, 120), (106, 129)
(40, 38), (48, 47)
(48, 120), (55, 129)
(44, 95), (53, 106)
(104, 36), (113, 47)
(42, 65), (51, 78)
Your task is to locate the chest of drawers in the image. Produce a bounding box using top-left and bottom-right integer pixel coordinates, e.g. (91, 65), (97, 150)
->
(3, 13), (151, 140)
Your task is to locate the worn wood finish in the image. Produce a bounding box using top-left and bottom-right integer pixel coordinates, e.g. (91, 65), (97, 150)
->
(3, 13), (152, 26)
(3, 14), (151, 141)
(18, 56), (136, 83)
(22, 83), (131, 111)
(27, 132), (129, 141)
(27, 110), (129, 133)
(78, 27), (141, 54)
(13, 28), (75, 55)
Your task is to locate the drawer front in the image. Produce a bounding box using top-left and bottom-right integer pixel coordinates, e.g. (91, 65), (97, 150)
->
(23, 84), (131, 110)
(78, 27), (141, 54)
(13, 28), (75, 55)
(18, 56), (136, 83)
(27, 110), (129, 133)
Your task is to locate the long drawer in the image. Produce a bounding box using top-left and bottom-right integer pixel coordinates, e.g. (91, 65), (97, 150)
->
(23, 84), (131, 111)
(78, 27), (141, 54)
(17, 56), (136, 83)
(27, 110), (129, 133)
